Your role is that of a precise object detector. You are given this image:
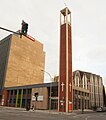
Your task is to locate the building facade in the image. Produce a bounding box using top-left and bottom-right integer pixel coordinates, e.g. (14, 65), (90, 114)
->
(1, 70), (103, 110)
(0, 34), (45, 106)
(103, 86), (106, 107)
(73, 70), (103, 109)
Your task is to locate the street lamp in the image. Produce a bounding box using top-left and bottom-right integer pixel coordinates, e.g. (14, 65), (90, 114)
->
(41, 69), (52, 110)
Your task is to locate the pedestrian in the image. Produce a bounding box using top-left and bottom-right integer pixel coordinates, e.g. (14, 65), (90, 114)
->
(32, 103), (34, 111)
(26, 102), (30, 111)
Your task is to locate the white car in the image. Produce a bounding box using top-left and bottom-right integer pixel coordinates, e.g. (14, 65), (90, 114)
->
(96, 107), (103, 112)
(96, 107), (106, 112)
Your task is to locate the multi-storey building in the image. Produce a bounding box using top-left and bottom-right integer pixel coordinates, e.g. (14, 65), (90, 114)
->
(0, 34), (45, 107)
(73, 70), (103, 109)
(53, 70), (103, 110)
(72, 70), (90, 110)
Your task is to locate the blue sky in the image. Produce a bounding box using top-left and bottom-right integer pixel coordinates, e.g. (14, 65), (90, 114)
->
(0, 0), (106, 85)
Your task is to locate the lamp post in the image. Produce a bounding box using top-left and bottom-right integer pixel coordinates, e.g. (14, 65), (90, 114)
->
(41, 69), (52, 110)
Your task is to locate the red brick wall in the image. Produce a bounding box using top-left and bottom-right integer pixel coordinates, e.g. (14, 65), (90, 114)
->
(59, 23), (72, 112)
(68, 24), (72, 111)
(59, 24), (66, 112)
(2, 90), (8, 106)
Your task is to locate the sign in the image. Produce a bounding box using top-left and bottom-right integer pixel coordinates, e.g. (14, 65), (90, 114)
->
(1, 98), (4, 105)
(37, 96), (43, 101)
(32, 96), (36, 101)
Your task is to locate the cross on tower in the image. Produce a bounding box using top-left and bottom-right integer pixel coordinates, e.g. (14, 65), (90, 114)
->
(61, 82), (65, 92)
(69, 83), (72, 92)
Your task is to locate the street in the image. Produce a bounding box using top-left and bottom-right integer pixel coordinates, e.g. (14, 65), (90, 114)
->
(0, 107), (106, 120)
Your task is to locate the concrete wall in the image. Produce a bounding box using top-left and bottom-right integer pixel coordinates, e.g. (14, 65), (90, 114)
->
(4, 34), (45, 87)
(31, 87), (48, 109)
(0, 35), (11, 94)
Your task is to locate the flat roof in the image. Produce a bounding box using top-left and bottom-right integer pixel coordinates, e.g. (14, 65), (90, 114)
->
(5, 82), (58, 90)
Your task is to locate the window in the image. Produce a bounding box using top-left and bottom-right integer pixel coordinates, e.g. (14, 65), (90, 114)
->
(11, 90), (13, 95)
(23, 89), (26, 94)
(27, 89), (31, 94)
(14, 90), (17, 95)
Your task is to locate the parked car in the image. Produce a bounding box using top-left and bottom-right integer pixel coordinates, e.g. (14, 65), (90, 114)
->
(102, 107), (106, 112)
(96, 107), (103, 112)
(96, 107), (106, 112)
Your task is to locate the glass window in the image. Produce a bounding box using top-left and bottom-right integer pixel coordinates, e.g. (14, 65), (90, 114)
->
(23, 89), (26, 94)
(19, 89), (21, 94)
(11, 90), (13, 95)
(27, 89), (31, 94)
(14, 90), (17, 95)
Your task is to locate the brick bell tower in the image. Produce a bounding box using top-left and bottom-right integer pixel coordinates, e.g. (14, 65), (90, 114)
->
(58, 7), (72, 112)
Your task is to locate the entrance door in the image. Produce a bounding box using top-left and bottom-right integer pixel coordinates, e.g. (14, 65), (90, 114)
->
(51, 99), (58, 110)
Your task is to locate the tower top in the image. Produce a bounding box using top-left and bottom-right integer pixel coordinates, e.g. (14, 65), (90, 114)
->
(60, 7), (71, 16)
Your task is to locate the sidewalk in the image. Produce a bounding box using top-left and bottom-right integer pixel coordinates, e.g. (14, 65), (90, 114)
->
(0, 106), (25, 111)
(0, 106), (95, 115)
(72, 109), (96, 114)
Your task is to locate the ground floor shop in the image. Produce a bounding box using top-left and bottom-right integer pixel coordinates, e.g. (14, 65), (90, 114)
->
(0, 82), (58, 110)
(0, 82), (99, 110)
